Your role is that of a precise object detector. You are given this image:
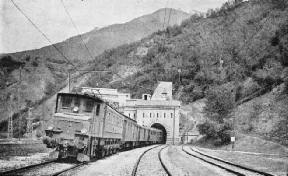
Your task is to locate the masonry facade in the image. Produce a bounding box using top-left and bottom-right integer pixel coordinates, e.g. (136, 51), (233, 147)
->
(81, 81), (181, 144)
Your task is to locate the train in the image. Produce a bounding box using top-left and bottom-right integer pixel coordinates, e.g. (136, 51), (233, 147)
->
(43, 89), (163, 162)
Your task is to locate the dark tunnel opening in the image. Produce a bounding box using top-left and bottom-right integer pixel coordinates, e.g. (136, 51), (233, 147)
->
(151, 123), (167, 144)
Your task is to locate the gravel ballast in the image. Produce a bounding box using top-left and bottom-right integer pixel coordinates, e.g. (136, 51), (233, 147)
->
(167, 145), (235, 176)
(136, 145), (168, 176)
(72, 145), (160, 176)
(194, 146), (288, 176)
(0, 152), (52, 173)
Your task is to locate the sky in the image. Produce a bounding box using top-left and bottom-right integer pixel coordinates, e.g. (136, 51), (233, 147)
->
(0, 0), (228, 54)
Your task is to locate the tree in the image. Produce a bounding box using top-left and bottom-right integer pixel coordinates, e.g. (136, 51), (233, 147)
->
(204, 87), (234, 123)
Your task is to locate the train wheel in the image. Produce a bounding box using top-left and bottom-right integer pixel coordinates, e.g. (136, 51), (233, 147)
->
(101, 150), (105, 158)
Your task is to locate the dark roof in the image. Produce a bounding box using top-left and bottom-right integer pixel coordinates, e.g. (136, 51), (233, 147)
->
(58, 92), (104, 102)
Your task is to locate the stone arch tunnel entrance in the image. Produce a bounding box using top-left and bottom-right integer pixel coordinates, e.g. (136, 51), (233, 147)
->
(151, 123), (167, 144)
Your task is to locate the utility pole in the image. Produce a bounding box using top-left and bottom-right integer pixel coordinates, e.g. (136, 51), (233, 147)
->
(231, 61), (237, 150)
(178, 69), (181, 84)
(173, 108), (176, 145)
(8, 95), (14, 139)
(68, 69), (71, 93)
(26, 108), (33, 138)
(8, 110), (13, 139)
(18, 89), (21, 140)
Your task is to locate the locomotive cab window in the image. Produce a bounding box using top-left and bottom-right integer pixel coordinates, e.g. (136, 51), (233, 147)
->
(84, 99), (94, 112)
(72, 98), (81, 113)
(74, 98), (81, 107)
(95, 104), (100, 116)
(61, 96), (72, 108)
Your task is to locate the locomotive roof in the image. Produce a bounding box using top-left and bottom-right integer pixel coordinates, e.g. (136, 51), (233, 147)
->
(58, 92), (104, 102)
(57, 92), (137, 123)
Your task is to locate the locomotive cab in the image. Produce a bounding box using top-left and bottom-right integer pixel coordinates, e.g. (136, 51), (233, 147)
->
(43, 92), (103, 162)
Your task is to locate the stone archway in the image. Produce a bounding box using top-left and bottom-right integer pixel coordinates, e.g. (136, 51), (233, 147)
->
(151, 123), (167, 144)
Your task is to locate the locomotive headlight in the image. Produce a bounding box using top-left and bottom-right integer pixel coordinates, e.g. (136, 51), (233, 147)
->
(81, 128), (87, 134)
(47, 124), (54, 130)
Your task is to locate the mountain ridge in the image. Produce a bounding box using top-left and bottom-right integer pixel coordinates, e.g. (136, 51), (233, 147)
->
(0, 8), (191, 137)
(2, 8), (190, 62)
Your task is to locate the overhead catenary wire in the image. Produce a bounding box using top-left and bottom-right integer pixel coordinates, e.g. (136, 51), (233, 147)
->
(60, 0), (141, 94)
(236, 8), (277, 55)
(10, 0), (96, 93)
(59, 0), (104, 97)
(60, 0), (94, 61)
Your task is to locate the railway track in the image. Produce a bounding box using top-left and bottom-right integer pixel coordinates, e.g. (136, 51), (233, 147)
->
(131, 145), (172, 176)
(1, 160), (56, 176)
(1, 159), (86, 176)
(182, 145), (274, 176)
(51, 162), (87, 176)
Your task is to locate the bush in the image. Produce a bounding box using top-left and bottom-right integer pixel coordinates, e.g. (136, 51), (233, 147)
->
(198, 121), (216, 138)
(198, 120), (232, 146)
(32, 60), (39, 67)
(0, 55), (25, 73)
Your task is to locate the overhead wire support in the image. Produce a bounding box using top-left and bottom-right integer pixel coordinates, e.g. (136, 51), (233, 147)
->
(10, 0), (94, 89)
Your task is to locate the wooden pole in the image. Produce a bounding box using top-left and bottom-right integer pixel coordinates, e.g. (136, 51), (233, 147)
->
(68, 69), (70, 93)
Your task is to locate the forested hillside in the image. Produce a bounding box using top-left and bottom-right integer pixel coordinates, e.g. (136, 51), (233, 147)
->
(0, 8), (190, 137)
(1, 0), (287, 146)
(85, 0), (288, 146)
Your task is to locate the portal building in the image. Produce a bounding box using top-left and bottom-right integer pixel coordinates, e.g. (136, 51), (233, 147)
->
(81, 82), (180, 144)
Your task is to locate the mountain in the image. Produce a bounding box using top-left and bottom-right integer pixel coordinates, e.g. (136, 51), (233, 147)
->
(0, 8), (190, 137)
(6, 8), (190, 63)
(83, 0), (288, 147)
(2, 0), (288, 149)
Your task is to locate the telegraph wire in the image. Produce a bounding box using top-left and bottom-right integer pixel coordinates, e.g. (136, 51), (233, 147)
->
(60, 0), (94, 60)
(236, 8), (277, 55)
(59, 0), (104, 96)
(10, 0), (95, 90)
(167, 1), (174, 27)
(162, 0), (169, 29)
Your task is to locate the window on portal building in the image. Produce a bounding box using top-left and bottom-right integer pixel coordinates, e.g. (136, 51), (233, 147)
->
(164, 113), (166, 118)
(171, 113), (173, 118)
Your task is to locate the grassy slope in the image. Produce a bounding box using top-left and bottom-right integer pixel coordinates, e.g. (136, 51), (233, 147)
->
(81, 1), (288, 149)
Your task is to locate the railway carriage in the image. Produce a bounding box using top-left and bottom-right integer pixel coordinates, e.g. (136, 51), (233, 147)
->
(43, 89), (163, 162)
(138, 126), (151, 145)
(149, 128), (163, 144)
(121, 116), (138, 149)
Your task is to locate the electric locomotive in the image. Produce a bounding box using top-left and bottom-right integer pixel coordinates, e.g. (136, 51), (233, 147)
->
(43, 89), (163, 162)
